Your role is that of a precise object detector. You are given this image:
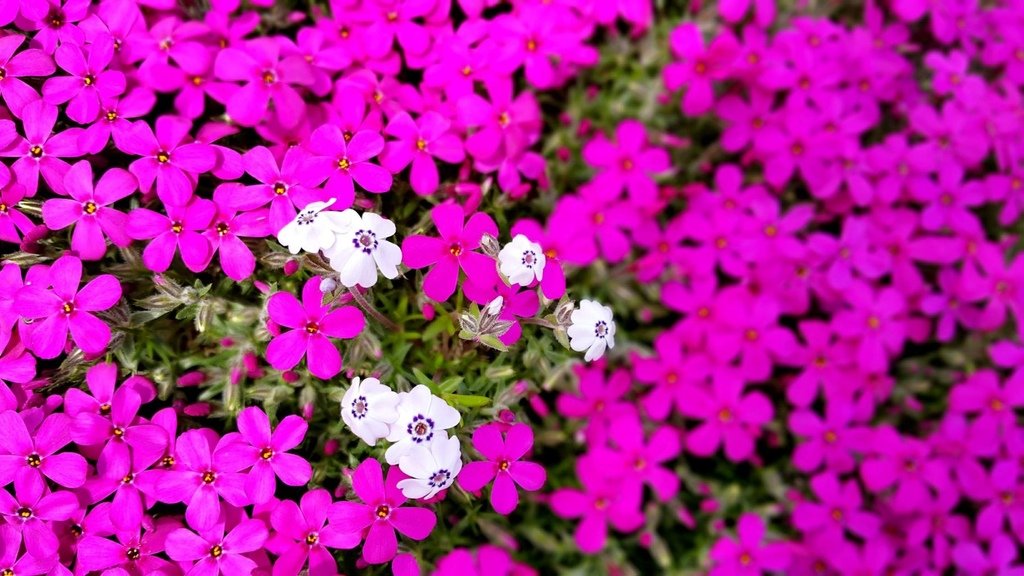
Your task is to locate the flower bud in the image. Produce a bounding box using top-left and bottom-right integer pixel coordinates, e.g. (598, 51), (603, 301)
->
(479, 234), (500, 258)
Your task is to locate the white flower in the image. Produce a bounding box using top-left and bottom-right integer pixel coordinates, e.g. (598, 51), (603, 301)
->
(324, 211), (403, 288)
(484, 296), (504, 316)
(341, 377), (400, 446)
(396, 434), (463, 500)
(567, 299), (616, 362)
(498, 234), (546, 286)
(384, 384), (461, 465)
(277, 199), (352, 255)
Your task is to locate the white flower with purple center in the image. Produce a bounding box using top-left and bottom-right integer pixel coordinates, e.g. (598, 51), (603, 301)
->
(276, 198), (351, 255)
(498, 234), (546, 287)
(384, 385), (461, 465)
(567, 299), (616, 362)
(341, 376), (400, 446)
(324, 211), (403, 288)
(396, 434), (463, 500)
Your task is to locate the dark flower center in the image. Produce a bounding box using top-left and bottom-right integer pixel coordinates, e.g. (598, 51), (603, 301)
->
(171, 221), (184, 234)
(498, 459), (511, 471)
(99, 403), (112, 415)
(112, 427), (124, 437)
(594, 321), (608, 338)
(26, 453), (41, 467)
(428, 469), (451, 487)
(351, 396), (368, 419)
(260, 447), (273, 460)
(449, 243), (462, 256)
(30, 145), (43, 158)
(16, 507), (31, 519)
(521, 251), (536, 267)
(305, 322), (320, 334)
(83, 201), (98, 215)
(375, 504), (390, 519)
(262, 70), (277, 84)
(83, 74), (95, 86)
(338, 157), (351, 170)
(216, 222), (230, 236)
(202, 470), (216, 483)
(157, 151), (170, 163)
(122, 473), (134, 484)
(416, 138), (427, 151)
(210, 544), (223, 558)
(126, 547), (141, 561)
(70, 524), (83, 537)
(62, 301), (75, 315)
(305, 532), (318, 545)
(408, 415), (435, 443)
(106, 110), (117, 121)
(273, 182), (287, 195)
(161, 455), (175, 468)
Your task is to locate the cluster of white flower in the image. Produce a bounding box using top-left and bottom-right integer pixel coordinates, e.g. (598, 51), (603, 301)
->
(495, 235), (617, 362)
(277, 199), (403, 289)
(341, 379), (463, 499)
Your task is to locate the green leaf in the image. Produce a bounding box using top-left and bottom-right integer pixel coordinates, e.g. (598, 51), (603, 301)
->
(411, 367), (434, 388)
(477, 334), (508, 352)
(444, 393), (491, 408)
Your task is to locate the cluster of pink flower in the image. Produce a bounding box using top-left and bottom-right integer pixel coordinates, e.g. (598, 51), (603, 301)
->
(521, 1), (1024, 574)
(0, 0), (1023, 571)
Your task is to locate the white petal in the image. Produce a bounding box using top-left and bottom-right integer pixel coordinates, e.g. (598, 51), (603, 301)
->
(396, 478), (433, 500)
(398, 444), (437, 477)
(363, 212), (396, 238)
(374, 241), (402, 279)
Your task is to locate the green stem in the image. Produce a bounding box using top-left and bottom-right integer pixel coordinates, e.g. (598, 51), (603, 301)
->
(348, 287), (400, 332)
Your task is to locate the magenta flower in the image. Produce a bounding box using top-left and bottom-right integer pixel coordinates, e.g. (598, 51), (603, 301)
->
(70, 383), (167, 470)
(330, 458), (436, 565)
(556, 363), (635, 444)
(974, 460), (1024, 540)
(709, 514), (790, 575)
(14, 254), (121, 359)
(203, 197), (270, 280)
(42, 34), (126, 124)
(792, 472), (880, 545)
(0, 525), (55, 575)
(788, 402), (863, 474)
(42, 161), (135, 260)
(84, 446), (161, 532)
(220, 146), (328, 233)
(77, 525), (174, 574)
(664, 24), (738, 116)
(0, 410), (86, 489)
(80, 88), (157, 155)
(458, 78), (541, 163)
(949, 369), (1024, 441)
(549, 456), (644, 554)
(166, 519), (268, 576)
(231, 406), (313, 505)
(270, 488), (358, 575)
(582, 120), (670, 204)
(719, 0), (775, 26)
(606, 413), (680, 502)
(510, 206), (597, 299)
(0, 472), (79, 559)
(679, 372), (773, 462)
(381, 111), (465, 196)
(120, 116), (216, 206)
(458, 423), (546, 515)
(265, 278), (365, 379)
(214, 37), (314, 127)
(0, 35), (56, 118)
(860, 427), (947, 513)
(0, 99), (82, 197)
(462, 279), (540, 345)
(144, 430), (250, 531)
(832, 281), (907, 373)
(401, 202), (498, 302)
(126, 197), (215, 273)
(0, 179), (34, 245)
(305, 126), (393, 209)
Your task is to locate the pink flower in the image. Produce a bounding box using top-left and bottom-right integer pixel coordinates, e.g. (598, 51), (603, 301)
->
(214, 37), (314, 127)
(664, 24), (738, 116)
(145, 430), (251, 531)
(14, 255), (121, 359)
(458, 423), (546, 515)
(70, 382), (167, 471)
(549, 455), (644, 554)
(270, 488), (358, 575)
(709, 514), (790, 575)
(0, 524), (55, 575)
(77, 524), (175, 574)
(0, 180), (34, 245)
(120, 116), (216, 206)
(831, 281), (907, 373)
(510, 209), (597, 300)
(0, 35), (56, 118)
(305, 126), (393, 209)
(606, 413), (680, 502)
(231, 406), (313, 505)
(401, 202), (498, 302)
(680, 372), (773, 462)
(0, 410), (86, 489)
(791, 472), (880, 545)
(0, 99), (82, 197)
(220, 146), (327, 233)
(860, 427), (947, 513)
(126, 197), (215, 273)
(41, 161), (135, 260)
(556, 363), (635, 444)
(42, 34), (126, 124)
(265, 278), (365, 379)
(203, 199), (270, 281)
(582, 120), (670, 204)
(166, 518), (269, 576)
(458, 78), (541, 163)
(381, 111), (465, 196)
(0, 472), (79, 559)
(329, 458), (436, 564)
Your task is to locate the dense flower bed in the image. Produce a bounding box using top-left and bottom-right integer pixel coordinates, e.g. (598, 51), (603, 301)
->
(0, 0), (1023, 574)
